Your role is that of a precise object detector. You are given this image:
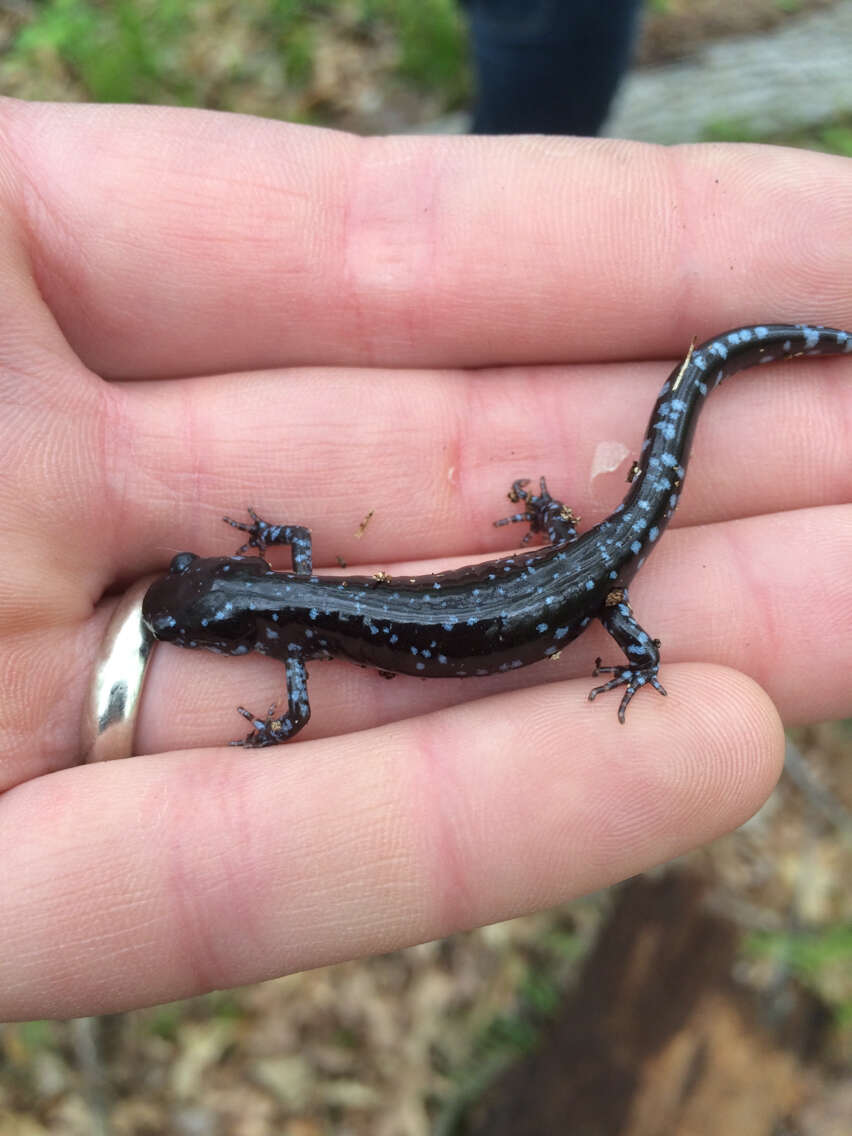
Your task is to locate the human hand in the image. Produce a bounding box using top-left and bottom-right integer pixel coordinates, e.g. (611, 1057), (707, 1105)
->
(1, 100), (849, 1020)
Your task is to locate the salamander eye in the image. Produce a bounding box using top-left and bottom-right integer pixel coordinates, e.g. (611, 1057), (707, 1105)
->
(169, 552), (198, 574)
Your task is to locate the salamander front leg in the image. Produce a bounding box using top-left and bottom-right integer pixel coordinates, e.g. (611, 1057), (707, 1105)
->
(223, 508), (313, 575)
(230, 657), (311, 747)
(494, 476), (580, 545)
(588, 589), (666, 723)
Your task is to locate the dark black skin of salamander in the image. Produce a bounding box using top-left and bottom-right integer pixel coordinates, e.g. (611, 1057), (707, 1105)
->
(142, 324), (851, 746)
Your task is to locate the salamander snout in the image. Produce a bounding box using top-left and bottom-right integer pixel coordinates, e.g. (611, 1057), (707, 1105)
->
(141, 581), (188, 642)
(169, 551), (198, 574)
(142, 554), (259, 652)
(142, 555), (202, 642)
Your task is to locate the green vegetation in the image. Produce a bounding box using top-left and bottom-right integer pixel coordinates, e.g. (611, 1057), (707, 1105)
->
(701, 117), (762, 143)
(701, 112), (852, 155)
(12, 0), (194, 104)
(746, 924), (852, 1025)
(8, 1019), (58, 1054)
(391, 0), (468, 104)
(7, 0), (471, 118)
(766, 113), (852, 155)
(148, 1002), (183, 1041)
(812, 120), (852, 156)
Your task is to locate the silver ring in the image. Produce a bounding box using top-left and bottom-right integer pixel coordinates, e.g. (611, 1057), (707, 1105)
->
(81, 577), (157, 762)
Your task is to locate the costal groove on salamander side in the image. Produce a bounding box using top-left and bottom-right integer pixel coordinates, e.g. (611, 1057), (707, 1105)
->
(142, 323), (851, 745)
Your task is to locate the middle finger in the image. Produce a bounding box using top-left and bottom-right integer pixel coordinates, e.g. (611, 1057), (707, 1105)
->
(117, 355), (850, 579)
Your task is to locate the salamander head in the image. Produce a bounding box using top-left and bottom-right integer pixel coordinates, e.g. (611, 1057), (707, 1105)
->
(142, 552), (258, 654)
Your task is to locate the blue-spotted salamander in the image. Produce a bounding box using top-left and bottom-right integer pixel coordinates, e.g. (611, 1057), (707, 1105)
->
(142, 324), (851, 746)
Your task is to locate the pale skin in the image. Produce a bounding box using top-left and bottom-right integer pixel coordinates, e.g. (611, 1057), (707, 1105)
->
(0, 100), (850, 1022)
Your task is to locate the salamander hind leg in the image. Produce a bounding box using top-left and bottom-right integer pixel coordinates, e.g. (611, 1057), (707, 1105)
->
(231, 657), (311, 747)
(493, 476), (580, 545)
(223, 508), (313, 574)
(588, 589), (666, 723)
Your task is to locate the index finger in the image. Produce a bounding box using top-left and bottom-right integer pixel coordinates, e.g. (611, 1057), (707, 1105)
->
(2, 100), (850, 378)
(0, 664), (782, 1020)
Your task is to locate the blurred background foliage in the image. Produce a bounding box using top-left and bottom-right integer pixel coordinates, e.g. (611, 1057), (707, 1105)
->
(0, 0), (850, 146)
(1, 0), (472, 129)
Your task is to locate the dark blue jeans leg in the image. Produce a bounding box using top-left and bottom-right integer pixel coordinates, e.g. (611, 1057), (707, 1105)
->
(465, 0), (642, 135)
